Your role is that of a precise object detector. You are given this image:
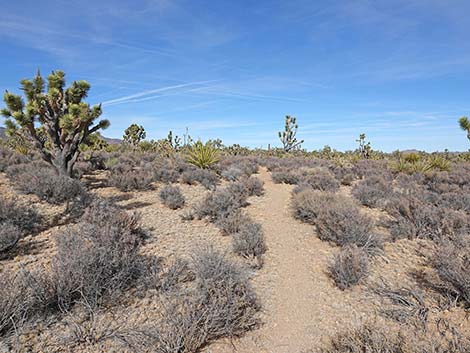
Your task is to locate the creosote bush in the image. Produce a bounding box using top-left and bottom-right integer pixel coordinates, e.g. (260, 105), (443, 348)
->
(329, 245), (369, 290)
(159, 185), (185, 209)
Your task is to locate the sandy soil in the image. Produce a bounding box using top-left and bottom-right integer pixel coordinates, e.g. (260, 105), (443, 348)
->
(208, 168), (374, 353)
(1, 167), (469, 353)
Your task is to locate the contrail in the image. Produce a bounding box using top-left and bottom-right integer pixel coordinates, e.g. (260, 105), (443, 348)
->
(101, 80), (220, 106)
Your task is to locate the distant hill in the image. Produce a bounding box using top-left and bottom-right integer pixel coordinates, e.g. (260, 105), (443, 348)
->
(103, 136), (122, 145)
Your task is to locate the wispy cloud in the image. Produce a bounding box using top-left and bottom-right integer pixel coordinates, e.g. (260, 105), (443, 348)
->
(100, 80), (220, 106)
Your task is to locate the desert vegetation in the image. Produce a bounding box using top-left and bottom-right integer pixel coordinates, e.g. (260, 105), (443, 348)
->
(1, 71), (470, 352)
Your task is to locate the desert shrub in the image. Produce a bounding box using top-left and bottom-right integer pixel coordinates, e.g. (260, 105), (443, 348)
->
(181, 168), (219, 189)
(219, 158), (258, 180)
(352, 175), (392, 208)
(387, 197), (469, 241)
(432, 241), (470, 307)
(291, 189), (337, 224)
(151, 247), (259, 352)
(221, 166), (245, 181)
(232, 221), (266, 259)
(301, 168), (340, 192)
(353, 159), (389, 179)
(292, 190), (382, 251)
(0, 146), (30, 172)
(51, 200), (145, 310)
(153, 165), (179, 184)
(74, 160), (93, 178)
(0, 196), (41, 233)
(271, 168), (301, 184)
(0, 269), (54, 338)
(439, 192), (470, 213)
(373, 284), (428, 326)
(7, 163), (87, 204)
(194, 184), (248, 222)
(315, 196), (382, 251)
(108, 168), (153, 191)
(0, 222), (21, 254)
(315, 322), (470, 353)
(159, 185), (185, 209)
(329, 245), (369, 290)
(340, 173), (356, 186)
(214, 209), (252, 235)
(243, 176), (264, 196)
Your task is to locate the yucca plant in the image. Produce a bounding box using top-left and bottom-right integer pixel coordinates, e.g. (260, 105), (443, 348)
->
(187, 140), (219, 169)
(426, 155), (451, 172)
(389, 158), (411, 174)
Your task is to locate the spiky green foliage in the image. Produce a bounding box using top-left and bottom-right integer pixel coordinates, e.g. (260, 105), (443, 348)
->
(459, 116), (470, 141)
(278, 115), (304, 152)
(187, 140), (219, 169)
(123, 123), (146, 147)
(1, 70), (109, 176)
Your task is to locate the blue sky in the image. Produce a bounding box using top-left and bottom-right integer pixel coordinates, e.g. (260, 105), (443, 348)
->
(1, 0), (469, 151)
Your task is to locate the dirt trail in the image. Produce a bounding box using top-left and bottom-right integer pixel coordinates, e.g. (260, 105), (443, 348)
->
(210, 168), (372, 353)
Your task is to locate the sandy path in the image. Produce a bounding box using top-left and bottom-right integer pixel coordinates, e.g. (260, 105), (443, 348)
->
(209, 168), (372, 353)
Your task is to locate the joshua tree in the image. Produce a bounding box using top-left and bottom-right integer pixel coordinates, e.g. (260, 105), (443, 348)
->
(356, 133), (372, 159)
(459, 116), (470, 142)
(279, 115), (304, 152)
(167, 130), (182, 150)
(1, 70), (109, 177)
(123, 123), (146, 147)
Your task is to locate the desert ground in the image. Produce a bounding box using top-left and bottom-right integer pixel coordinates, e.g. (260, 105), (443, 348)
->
(1, 147), (470, 353)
